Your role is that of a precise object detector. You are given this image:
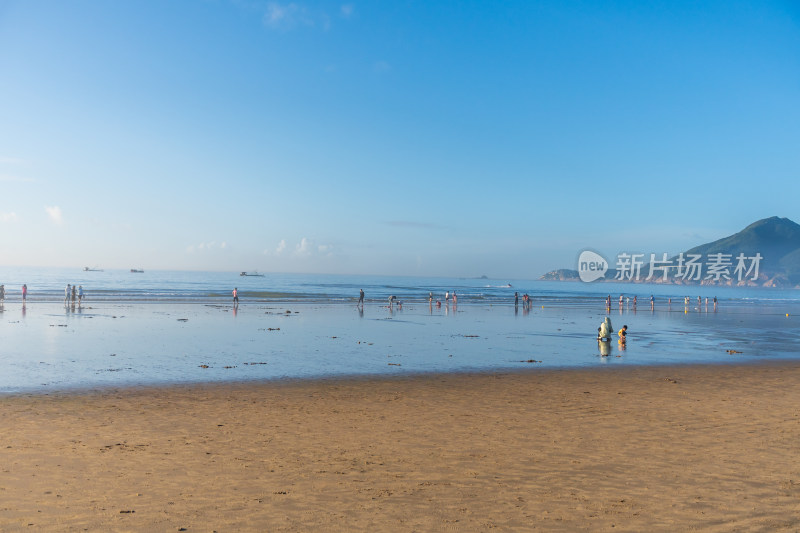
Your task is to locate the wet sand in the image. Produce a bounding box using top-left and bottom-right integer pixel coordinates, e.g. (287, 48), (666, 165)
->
(5, 301), (800, 393)
(2, 362), (800, 531)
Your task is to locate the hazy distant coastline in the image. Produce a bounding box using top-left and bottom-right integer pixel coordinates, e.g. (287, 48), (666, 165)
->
(541, 217), (800, 289)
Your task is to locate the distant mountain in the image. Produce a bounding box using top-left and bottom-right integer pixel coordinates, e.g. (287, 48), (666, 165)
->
(540, 269), (580, 281)
(678, 216), (800, 287)
(541, 216), (800, 288)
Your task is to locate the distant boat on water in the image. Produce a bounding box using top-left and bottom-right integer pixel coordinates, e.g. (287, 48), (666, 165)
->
(240, 271), (265, 277)
(83, 267), (103, 272)
(131, 269), (144, 273)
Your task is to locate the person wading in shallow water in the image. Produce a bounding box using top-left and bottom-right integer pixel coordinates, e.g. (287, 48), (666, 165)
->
(232, 287), (239, 305)
(358, 289), (364, 308)
(618, 325), (628, 344)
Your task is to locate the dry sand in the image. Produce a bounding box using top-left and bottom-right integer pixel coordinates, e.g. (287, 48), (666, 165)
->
(2, 363), (800, 531)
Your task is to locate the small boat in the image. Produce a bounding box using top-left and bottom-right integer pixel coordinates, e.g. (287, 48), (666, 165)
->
(131, 269), (144, 273)
(240, 271), (265, 277)
(83, 267), (103, 272)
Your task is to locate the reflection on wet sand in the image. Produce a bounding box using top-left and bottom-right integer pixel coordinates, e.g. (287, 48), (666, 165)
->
(0, 299), (797, 394)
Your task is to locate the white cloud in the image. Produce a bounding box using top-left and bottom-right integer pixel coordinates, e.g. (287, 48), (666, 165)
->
(265, 238), (333, 258)
(263, 2), (334, 30)
(374, 60), (391, 73)
(340, 3), (354, 18)
(45, 205), (63, 225)
(263, 239), (290, 256)
(265, 2), (294, 25)
(187, 241), (227, 253)
(295, 237), (312, 256)
(264, 2), (314, 29)
(292, 238), (334, 257)
(1, 212), (17, 222)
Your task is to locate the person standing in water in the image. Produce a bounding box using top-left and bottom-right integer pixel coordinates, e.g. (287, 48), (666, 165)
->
(0, 284), (4, 304)
(598, 316), (613, 341)
(232, 287), (239, 305)
(358, 289), (364, 307)
(22, 284), (27, 302)
(78, 285), (84, 306)
(65, 284), (71, 306)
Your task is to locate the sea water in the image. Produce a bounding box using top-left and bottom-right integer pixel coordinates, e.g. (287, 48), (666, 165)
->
(0, 267), (798, 393)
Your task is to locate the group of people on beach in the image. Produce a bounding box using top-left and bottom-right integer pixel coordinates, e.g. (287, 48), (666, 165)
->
(514, 292), (534, 309)
(0, 284), (90, 306)
(607, 294), (718, 311)
(607, 294), (650, 310)
(353, 290), (546, 309)
(354, 290), (466, 310)
(64, 284), (84, 306)
(677, 295), (717, 309)
(0, 284), (27, 304)
(442, 291), (457, 307)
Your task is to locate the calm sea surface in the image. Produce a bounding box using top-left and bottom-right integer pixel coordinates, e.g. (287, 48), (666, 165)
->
(0, 267), (798, 394)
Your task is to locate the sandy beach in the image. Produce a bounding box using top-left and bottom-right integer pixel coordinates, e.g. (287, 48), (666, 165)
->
(2, 363), (800, 531)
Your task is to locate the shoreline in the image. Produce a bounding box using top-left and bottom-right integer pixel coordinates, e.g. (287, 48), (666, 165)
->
(3, 357), (798, 399)
(2, 299), (799, 393)
(3, 361), (800, 530)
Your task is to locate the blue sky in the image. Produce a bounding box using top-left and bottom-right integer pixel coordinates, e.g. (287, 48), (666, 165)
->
(1, 1), (798, 278)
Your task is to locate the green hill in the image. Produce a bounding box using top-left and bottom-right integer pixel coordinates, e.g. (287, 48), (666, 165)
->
(539, 269), (580, 281)
(542, 216), (800, 287)
(675, 216), (800, 287)
(685, 216), (800, 261)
